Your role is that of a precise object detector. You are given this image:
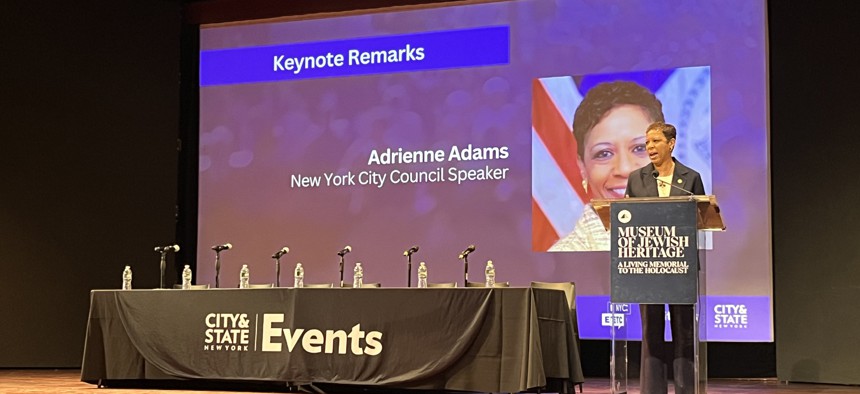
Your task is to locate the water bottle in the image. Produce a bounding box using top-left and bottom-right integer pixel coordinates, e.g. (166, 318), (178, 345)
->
(485, 260), (496, 287)
(239, 264), (250, 289)
(353, 262), (363, 288)
(122, 266), (132, 290)
(294, 263), (304, 288)
(417, 262), (428, 288)
(181, 265), (192, 289)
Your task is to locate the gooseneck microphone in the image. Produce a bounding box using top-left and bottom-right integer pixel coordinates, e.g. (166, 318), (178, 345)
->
(272, 246), (290, 259)
(651, 171), (694, 198)
(337, 245), (352, 257)
(458, 244), (476, 260)
(211, 243), (232, 252)
(403, 245), (420, 256)
(154, 244), (180, 253)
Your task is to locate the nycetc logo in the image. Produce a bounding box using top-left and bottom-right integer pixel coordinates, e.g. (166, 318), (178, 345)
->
(601, 303), (631, 327)
(713, 304), (748, 329)
(203, 313), (251, 351)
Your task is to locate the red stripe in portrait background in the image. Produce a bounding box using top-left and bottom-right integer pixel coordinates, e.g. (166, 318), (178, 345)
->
(531, 79), (588, 250)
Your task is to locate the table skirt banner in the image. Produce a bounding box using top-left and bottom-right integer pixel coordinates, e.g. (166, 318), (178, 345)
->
(81, 288), (581, 392)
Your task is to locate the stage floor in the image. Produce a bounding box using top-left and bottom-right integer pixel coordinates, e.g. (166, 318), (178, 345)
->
(1, 369), (859, 393)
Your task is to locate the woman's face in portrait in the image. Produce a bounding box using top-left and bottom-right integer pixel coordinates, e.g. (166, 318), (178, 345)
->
(578, 104), (651, 199)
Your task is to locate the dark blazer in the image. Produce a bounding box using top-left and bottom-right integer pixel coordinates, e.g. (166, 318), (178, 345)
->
(625, 158), (706, 197)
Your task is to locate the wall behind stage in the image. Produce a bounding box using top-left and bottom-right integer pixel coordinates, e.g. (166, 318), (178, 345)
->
(185, 0), (860, 381)
(1, 0), (858, 378)
(771, 0), (860, 386)
(0, 0), (180, 367)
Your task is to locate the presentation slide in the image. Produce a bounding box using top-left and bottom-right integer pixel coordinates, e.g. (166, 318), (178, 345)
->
(198, 0), (770, 341)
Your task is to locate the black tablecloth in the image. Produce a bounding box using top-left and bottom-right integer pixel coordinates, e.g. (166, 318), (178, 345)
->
(81, 287), (584, 393)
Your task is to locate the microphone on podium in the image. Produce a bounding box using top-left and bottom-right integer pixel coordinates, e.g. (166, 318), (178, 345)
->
(651, 171), (694, 198)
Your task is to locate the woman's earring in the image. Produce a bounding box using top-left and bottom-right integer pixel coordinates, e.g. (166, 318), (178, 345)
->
(582, 180), (588, 193)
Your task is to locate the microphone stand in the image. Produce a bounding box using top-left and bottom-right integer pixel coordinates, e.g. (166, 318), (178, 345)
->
(274, 256), (281, 287)
(158, 250), (168, 289)
(339, 255), (345, 288)
(406, 253), (413, 288)
(214, 251), (222, 288)
(461, 255), (469, 287)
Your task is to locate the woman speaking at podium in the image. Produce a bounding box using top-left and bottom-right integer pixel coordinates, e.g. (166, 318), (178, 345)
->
(625, 121), (705, 394)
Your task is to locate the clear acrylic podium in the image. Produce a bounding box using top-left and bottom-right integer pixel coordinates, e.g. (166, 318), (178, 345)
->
(593, 196), (725, 394)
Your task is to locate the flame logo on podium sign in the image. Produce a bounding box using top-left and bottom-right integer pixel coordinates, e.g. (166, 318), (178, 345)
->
(617, 209), (632, 224)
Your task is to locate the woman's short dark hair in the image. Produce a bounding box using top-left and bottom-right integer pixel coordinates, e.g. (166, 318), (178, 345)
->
(572, 81), (664, 158)
(646, 121), (677, 141)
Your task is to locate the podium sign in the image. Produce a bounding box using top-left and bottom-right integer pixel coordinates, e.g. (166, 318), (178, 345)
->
(610, 200), (698, 304)
(594, 195), (723, 394)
